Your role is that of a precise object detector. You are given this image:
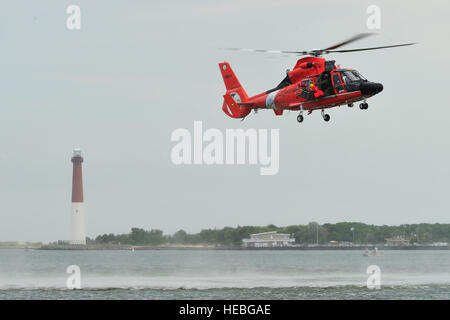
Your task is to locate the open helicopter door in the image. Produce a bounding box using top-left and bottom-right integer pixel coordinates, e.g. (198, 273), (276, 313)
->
(331, 71), (347, 95)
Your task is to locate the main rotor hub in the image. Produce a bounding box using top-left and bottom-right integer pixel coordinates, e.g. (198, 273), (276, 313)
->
(309, 49), (323, 57)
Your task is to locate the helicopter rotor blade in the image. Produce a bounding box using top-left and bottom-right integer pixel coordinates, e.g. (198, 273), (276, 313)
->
(323, 33), (374, 51)
(221, 47), (308, 56)
(324, 42), (416, 53)
(220, 34), (416, 57)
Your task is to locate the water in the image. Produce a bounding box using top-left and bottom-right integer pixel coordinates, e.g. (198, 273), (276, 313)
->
(0, 249), (449, 299)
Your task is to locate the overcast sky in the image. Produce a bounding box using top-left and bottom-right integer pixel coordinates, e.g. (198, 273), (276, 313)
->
(0, 1), (449, 242)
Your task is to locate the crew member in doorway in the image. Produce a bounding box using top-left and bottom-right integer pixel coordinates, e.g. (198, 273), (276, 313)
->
(309, 83), (324, 99)
(318, 72), (333, 96)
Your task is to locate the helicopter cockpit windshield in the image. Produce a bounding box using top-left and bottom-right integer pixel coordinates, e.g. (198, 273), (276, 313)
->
(341, 70), (366, 83)
(336, 69), (367, 93)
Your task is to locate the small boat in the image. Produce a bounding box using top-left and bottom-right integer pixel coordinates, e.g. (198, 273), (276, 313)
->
(363, 247), (382, 257)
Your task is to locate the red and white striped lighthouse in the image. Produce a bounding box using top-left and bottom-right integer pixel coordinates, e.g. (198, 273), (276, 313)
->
(70, 148), (86, 245)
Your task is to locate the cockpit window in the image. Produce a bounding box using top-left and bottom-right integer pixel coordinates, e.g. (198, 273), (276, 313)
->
(351, 70), (367, 81)
(342, 71), (359, 83)
(340, 70), (367, 90)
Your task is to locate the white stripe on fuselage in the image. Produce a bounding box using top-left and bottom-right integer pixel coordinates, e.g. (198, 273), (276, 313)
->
(265, 90), (279, 109)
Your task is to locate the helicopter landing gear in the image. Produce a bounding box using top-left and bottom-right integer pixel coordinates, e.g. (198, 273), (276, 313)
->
(297, 106), (304, 123)
(348, 103), (354, 107)
(359, 102), (368, 110)
(321, 109), (330, 122)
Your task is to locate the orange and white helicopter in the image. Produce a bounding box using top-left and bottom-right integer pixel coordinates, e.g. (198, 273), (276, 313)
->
(219, 34), (415, 123)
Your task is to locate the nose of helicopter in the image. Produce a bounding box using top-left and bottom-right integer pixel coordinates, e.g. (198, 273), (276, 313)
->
(360, 82), (383, 95)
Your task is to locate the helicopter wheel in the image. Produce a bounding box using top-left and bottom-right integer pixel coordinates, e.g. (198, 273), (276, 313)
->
(359, 103), (368, 110)
(348, 103), (354, 107)
(297, 115), (304, 123)
(323, 114), (330, 122)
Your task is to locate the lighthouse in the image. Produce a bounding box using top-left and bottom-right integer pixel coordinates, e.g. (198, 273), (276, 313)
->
(70, 148), (86, 245)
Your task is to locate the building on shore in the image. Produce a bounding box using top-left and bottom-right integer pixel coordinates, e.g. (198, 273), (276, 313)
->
(70, 148), (86, 245)
(242, 231), (295, 248)
(385, 235), (410, 246)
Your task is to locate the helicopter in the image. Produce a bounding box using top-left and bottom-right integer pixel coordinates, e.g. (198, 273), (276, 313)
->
(218, 34), (415, 123)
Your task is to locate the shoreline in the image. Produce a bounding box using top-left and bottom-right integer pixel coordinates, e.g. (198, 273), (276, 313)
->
(28, 244), (450, 251)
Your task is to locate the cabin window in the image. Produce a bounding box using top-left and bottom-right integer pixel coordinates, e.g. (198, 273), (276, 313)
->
(301, 79), (313, 87)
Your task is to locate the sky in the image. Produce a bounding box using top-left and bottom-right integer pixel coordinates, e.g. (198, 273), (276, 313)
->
(0, 0), (449, 242)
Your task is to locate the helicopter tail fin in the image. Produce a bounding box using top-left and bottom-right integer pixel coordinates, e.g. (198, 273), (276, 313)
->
(219, 62), (251, 119)
(219, 62), (245, 91)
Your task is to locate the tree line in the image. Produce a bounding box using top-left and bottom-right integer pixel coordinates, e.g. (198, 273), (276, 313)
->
(88, 222), (450, 246)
